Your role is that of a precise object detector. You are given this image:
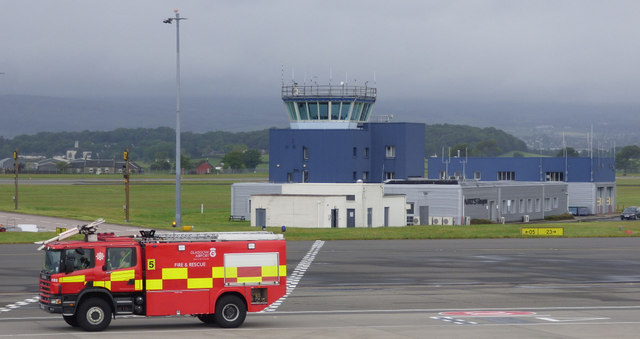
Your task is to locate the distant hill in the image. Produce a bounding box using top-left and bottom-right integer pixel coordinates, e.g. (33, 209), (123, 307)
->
(1, 124), (528, 165)
(425, 124), (528, 157)
(2, 94), (638, 149)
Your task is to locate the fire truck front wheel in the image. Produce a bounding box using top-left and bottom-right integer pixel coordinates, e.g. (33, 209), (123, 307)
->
(214, 295), (246, 328)
(63, 315), (79, 327)
(77, 298), (112, 332)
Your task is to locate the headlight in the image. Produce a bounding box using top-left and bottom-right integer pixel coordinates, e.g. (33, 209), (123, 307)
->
(50, 298), (62, 305)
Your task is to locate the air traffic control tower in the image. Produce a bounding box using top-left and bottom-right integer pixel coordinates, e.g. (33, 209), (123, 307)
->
(281, 84), (377, 129)
(270, 82), (425, 183)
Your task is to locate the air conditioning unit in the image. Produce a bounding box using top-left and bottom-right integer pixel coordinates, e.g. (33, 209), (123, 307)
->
(523, 215), (530, 222)
(442, 217), (454, 225)
(499, 217), (505, 224)
(430, 216), (442, 225)
(412, 216), (420, 225)
(464, 216), (471, 225)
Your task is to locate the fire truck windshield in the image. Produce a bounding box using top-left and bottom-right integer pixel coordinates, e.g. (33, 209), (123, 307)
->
(43, 250), (62, 274)
(43, 248), (95, 274)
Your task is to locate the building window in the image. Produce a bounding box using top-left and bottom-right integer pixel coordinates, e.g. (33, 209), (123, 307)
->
(364, 147), (370, 158)
(535, 198), (541, 212)
(353, 171), (357, 181)
(553, 197), (558, 209)
(303, 146), (309, 161)
(439, 171), (446, 180)
(346, 195), (355, 201)
(497, 171), (516, 181)
(286, 102), (297, 120)
(519, 199), (525, 213)
(545, 172), (564, 181)
(353, 147), (357, 157)
(407, 202), (415, 214)
(385, 172), (395, 180)
(302, 170), (309, 183)
(287, 173), (293, 183)
(385, 145), (396, 158)
(362, 171), (369, 181)
(474, 171), (481, 180)
(544, 198), (551, 211)
(527, 198), (533, 213)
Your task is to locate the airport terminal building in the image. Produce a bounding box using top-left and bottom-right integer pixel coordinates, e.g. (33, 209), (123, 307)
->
(231, 83), (614, 227)
(428, 157), (616, 216)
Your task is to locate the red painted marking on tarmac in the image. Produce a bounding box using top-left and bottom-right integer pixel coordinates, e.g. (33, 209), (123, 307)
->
(440, 311), (536, 317)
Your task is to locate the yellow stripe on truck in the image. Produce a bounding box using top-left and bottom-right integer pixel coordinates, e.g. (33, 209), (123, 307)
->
(162, 267), (188, 280)
(187, 277), (213, 289)
(59, 275), (85, 283)
(111, 269), (135, 281)
(261, 266), (278, 277)
(146, 279), (162, 290)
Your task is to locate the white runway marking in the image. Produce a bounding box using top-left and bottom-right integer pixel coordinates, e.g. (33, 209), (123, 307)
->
(0, 296), (40, 313)
(262, 240), (325, 312)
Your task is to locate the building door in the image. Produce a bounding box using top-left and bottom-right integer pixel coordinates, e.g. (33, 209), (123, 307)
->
(419, 206), (429, 226)
(367, 208), (373, 228)
(347, 209), (355, 228)
(331, 209), (338, 228)
(384, 207), (389, 227)
(489, 201), (496, 222)
(256, 208), (266, 228)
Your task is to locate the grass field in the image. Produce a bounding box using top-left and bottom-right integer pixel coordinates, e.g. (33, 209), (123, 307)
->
(1, 174), (639, 243)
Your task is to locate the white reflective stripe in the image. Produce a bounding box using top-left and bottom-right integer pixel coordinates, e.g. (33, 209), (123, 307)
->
(225, 252), (278, 267)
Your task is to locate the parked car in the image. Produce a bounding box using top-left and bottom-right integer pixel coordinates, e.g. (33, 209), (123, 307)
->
(620, 206), (640, 220)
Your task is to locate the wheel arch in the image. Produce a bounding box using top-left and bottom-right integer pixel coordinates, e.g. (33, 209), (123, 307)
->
(215, 291), (247, 310)
(76, 288), (115, 316)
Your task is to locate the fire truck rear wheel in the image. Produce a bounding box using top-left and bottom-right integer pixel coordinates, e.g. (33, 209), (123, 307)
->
(214, 295), (246, 328)
(77, 298), (112, 332)
(197, 314), (216, 324)
(63, 315), (78, 327)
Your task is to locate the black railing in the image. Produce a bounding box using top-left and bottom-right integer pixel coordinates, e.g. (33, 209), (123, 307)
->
(282, 85), (376, 100)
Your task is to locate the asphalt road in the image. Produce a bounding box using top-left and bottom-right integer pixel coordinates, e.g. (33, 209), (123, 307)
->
(0, 211), (145, 235)
(1, 235), (639, 338)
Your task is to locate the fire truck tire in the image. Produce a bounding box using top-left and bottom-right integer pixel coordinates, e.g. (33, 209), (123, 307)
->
(197, 314), (216, 324)
(77, 298), (112, 332)
(214, 295), (246, 328)
(63, 315), (79, 327)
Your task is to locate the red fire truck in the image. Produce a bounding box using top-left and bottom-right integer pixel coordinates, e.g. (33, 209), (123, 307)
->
(38, 220), (287, 331)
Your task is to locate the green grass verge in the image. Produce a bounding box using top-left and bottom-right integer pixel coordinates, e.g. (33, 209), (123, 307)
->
(2, 221), (639, 244)
(2, 175), (640, 243)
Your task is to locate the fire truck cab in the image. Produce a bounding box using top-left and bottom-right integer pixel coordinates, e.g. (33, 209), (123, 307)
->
(38, 223), (286, 332)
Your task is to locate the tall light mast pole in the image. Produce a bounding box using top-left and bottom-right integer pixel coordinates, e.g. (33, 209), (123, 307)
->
(164, 10), (187, 228)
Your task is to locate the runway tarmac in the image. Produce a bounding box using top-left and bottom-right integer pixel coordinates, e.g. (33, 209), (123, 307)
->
(1, 213), (639, 338)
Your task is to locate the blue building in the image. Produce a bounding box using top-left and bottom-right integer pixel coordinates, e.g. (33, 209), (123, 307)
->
(269, 84), (425, 183)
(428, 156), (616, 214)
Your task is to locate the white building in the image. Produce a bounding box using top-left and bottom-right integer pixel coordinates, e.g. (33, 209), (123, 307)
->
(249, 183), (406, 228)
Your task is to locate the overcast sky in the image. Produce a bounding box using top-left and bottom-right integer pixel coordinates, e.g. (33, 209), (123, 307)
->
(2, 0), (640, 105)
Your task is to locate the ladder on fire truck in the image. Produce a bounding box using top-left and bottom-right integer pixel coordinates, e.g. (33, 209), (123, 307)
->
(140, 231), (284, 242)
(35, 218), (105, 250)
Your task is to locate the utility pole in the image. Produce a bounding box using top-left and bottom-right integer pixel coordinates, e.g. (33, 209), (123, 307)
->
(13, 149), (18, 210)
(123, 147), (130, 222)
(164, 9), (187, 228)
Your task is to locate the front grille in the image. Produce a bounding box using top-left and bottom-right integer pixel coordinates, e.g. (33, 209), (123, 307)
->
(39, 280), (51, 293)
